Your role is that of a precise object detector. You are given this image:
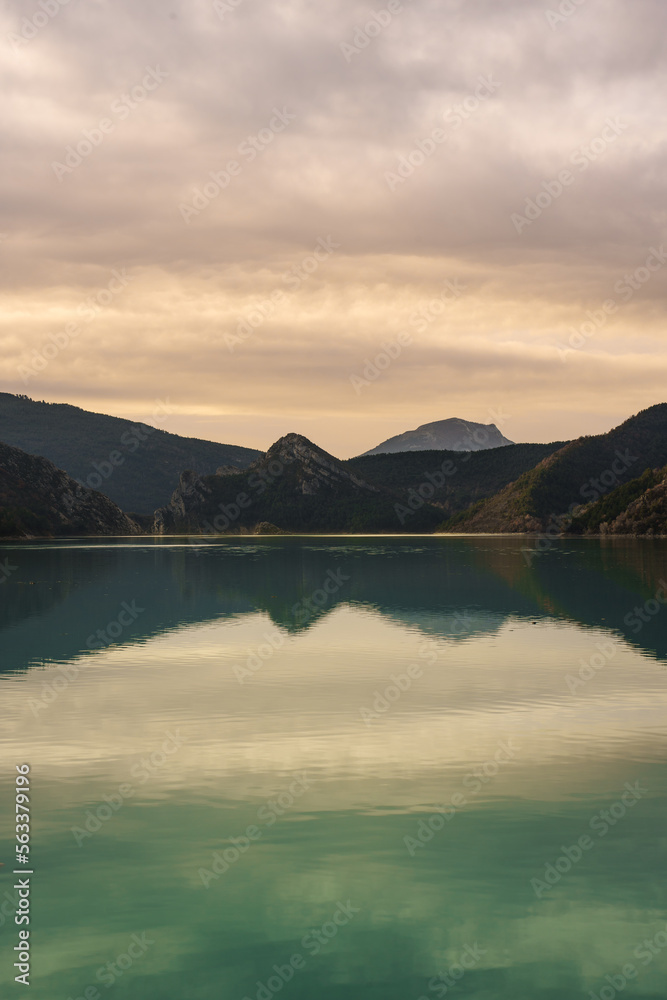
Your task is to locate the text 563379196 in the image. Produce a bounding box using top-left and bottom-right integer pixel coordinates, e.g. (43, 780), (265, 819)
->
(14, 764), (32, 987)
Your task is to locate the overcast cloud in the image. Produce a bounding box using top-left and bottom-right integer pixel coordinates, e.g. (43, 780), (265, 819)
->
(1, 0), (666, 455)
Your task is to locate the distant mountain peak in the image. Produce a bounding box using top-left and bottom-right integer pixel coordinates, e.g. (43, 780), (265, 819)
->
(361, 418), (513, 457)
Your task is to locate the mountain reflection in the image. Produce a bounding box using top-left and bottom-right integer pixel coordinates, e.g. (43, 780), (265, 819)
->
(1, 536), (666, 673)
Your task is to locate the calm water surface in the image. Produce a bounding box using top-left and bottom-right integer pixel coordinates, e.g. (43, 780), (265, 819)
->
(1, 536), (666, 999)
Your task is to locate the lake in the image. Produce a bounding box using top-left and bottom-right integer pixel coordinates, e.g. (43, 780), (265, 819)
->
(1, 535), (666, 1000)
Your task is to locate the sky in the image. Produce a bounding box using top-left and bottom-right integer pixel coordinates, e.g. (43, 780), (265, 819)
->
(1, 0), (666, 459)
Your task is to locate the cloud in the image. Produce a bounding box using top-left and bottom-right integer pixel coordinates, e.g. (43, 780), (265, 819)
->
(0, 0), (666, 454)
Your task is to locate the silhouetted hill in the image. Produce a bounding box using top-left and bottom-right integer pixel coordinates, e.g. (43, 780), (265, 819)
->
(0, 393), (261, 513)
(0, 440), (139, 537)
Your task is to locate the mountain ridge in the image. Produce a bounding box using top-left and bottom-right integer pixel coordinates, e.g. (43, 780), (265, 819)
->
(0, 393), (261, 513)
(2, 401), (666, 537)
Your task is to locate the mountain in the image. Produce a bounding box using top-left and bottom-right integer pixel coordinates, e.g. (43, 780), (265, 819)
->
(0, 393), (261, 513)
(346, 442), (566, 519)
(5, 396), (665, 537)
(0, 441), (139, 537)
(439, 404), (667, 533)
(154, 433), (444, 534)
(361, 418), (513, 456)
(569, 465), (667, 536)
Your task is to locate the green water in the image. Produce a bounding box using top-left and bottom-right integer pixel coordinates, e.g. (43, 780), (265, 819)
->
(1, 536), (666, 999)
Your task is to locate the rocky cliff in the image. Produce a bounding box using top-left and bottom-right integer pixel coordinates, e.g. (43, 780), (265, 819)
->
(0, 440), (140, 537)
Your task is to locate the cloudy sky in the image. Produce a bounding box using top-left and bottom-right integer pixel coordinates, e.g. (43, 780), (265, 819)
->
(1, 0), (666, 457)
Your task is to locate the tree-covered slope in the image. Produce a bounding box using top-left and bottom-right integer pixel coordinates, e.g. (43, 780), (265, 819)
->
(0, 393), (261, 513)
(346, 442), (566, 516)
(569, 466), (667, 536)
(439, 404), (667, 533)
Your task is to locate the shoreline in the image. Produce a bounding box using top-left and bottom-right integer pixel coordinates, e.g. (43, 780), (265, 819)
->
(1, 531), (666, 543)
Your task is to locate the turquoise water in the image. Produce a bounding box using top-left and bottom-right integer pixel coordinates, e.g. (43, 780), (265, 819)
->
(1, 536), (666, 999)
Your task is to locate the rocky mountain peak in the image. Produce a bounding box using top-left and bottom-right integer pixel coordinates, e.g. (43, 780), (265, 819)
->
(260, 433), (375, 495)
